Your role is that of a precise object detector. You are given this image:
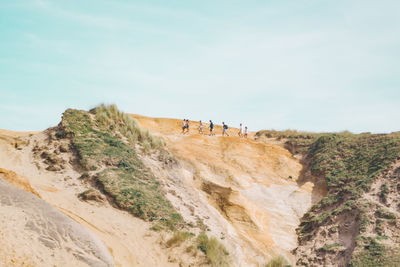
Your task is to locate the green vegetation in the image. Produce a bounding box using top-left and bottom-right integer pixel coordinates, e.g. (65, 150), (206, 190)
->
(55, 130), (65, 139)
(349, 238), (400, 267)
(62, 105), (182, 230)
(166, 231), (194, 248)
(307, 133), (400, 193)
(149, 224), (163, 232)
(185, 245), (196, 254)
(265, 256), (291, 267)
(375, 207), (397, 234)
(78, 189), (94, 198)
(376, 207), (397, 221)
(359, 212), (370, 233)
(380, 183), (389, 204)
(93, 104), (164, 151)
(78, 188), (104, 202)
(257, 130), (400, 265)
(257, 131), (400, 199)
(255, 129), (329, 154)
(293, 132), (400, 235)
(196, 232), (229, 266)
(375, 218), (385, 236)
(320, 243), (343, 252)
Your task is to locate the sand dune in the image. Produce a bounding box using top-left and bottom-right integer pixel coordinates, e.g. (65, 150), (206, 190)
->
(131, 114), (324, 264)
(0, 176), (114, 267)
(0, 114), (324, 266)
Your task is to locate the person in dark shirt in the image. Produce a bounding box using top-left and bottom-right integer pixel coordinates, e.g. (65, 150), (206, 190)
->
(222, 122), (229, 136)
(209, 120), (214, 136)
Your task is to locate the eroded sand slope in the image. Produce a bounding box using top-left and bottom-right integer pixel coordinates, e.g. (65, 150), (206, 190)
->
(0, 129), (182, 267)
(132, 115), (324, 264)
(0, 114), (324, 266)
(0, 176), (114, 267)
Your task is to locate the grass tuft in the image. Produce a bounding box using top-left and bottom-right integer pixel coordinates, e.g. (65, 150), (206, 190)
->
(196, 232), (229, 266)
(320, 243), (343, 252)
(166, 231), (194, 248)
(265, 255), (291, 267)
(379, 183), (389, 204)
(91, 104), (165, 152)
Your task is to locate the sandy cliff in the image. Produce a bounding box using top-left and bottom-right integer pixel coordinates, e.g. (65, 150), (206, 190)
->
(132, 115), (325, 265)
(0, 112), (325, 266)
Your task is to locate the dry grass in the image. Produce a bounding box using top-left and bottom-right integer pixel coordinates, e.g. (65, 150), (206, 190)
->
(61, 106), (183, 230)
(165, 232), (193, 248)
(196, 232), (229, 266)
(92, 104), (165, 152)
(265, 256), (290, 267)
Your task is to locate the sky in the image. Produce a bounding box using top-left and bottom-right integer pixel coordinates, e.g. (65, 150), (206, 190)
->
(1, 0), (399, 133)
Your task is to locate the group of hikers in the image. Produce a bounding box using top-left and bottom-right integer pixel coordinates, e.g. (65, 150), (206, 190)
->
(181, 119), (248, 138)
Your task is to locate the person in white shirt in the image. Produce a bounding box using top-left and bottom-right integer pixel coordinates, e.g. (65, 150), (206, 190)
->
(186, 119), (190, 134)
(181, 119), (186, 134)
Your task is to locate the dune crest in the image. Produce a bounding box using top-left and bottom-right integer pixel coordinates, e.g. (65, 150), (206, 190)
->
(0, 110), (326, 266)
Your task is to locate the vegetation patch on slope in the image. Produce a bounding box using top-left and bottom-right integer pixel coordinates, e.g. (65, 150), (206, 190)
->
(265, 255), (291, 267)
(255, 129), (332, 154)
(349, 237), (400, 267)
(61, 105), (182, 230)
(298, 133), (400, 232)
(256, 130), (400, 266)
(166, 231), (194, 248)
(196, 232), (230, 267)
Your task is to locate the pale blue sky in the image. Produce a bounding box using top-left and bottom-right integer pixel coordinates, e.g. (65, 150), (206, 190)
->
(1, 0), (399, 132)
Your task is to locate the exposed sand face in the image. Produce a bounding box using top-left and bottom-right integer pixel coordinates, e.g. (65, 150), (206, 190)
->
(0, 114), (324, 266)
(131, 115), (324, 265)
(0, 130), (180, 267)
(0, 177), (115, 267)
(0, 168), (40, 197)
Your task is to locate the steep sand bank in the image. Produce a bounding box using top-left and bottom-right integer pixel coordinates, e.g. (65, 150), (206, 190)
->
(0, 114), (324, 266)
(0, 176), (114, 267)
(0, 130), (178, 266)
(131, 115), (325, 264)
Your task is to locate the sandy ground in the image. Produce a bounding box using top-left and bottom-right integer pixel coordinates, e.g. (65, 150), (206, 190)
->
(0, 168), (40, 197)
(0, 130), (178, 267)
(0, 114), (325, 266)
(0, 177), (114, 267)
(131, 115), (324, 265)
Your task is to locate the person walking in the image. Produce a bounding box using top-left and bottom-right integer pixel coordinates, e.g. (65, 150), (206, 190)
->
(209, 120), (214, 136)
(244, 126), (248, 138)
(185, 119), (190, 134)
(199, 120), (203, 134)
(222, 122), (229, 136)
(238, 123), (243, 137)
(181, 119), (186, 134)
